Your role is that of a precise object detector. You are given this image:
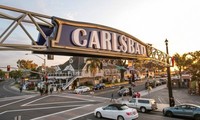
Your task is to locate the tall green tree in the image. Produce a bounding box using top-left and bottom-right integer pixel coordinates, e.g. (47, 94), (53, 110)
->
(174, 53), (193, 87)
(0, 69), (5, 80)
(9, 70), (23, 81)
(189, 51), (200, 95)
(86, 58), (102, 85)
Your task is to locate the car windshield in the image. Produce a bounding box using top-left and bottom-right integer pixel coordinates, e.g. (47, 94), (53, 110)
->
(120, 105), (129, 110)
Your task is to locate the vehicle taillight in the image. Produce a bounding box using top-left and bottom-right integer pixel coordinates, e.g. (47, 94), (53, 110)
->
(126, 112), (132, 115)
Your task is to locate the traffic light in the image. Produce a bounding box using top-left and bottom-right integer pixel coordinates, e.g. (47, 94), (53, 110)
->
(7, 65), (10, 71)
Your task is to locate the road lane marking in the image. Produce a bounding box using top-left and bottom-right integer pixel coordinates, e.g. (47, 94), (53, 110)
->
(24, 100), (94, 107)
(52, 94), (95, 101)
(0, 104), (83, 115)
(0, 95), (34, 102)
(30, 104), (92, 120)
(157, 97), (162, 104)
(22, 95), (49, 106)
(68, 111), (93, 120)
(0, 95), (35, 108)
(175, 98), (182, 104)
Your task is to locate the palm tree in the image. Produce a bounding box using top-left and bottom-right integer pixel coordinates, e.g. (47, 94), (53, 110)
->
(174, 53), (193, 87)
(86, 58), (102, 85)
(115, 59), (127, 82)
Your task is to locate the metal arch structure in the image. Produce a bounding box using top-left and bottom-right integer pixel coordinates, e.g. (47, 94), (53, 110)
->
(0, 5), (171, 66)
(0, 5), (51, 51)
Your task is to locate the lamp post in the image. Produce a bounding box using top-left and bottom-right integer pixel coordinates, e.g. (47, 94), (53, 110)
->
(25, 53), (46, 80)
(165, 39), (174, 107)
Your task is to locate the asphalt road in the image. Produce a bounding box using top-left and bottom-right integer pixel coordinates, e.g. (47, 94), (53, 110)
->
(0, 79), (197, 120)
(0, 79), (31, 98)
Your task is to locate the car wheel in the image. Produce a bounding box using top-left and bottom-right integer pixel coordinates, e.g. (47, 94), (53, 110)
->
(194, 115), (200, 120)
(166, 111), (173, 117)
(96, 112), (102, 118)
(140, 107), (146, 113)
(117, 115), (124, 120)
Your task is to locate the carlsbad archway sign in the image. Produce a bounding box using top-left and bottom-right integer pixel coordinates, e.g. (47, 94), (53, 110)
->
(0, 5), (170, 66)
(48, 17), (147, 59)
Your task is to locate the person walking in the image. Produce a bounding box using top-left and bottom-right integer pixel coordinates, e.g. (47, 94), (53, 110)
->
(110, 93), (114, 102)
(170, 97), (175, 107)
(19, 85), (23, 93)
(136, 92), (141, 98)
(50, 87), (53, 94)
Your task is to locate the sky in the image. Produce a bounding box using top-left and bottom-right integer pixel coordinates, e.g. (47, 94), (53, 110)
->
(0, 0), (200, 70)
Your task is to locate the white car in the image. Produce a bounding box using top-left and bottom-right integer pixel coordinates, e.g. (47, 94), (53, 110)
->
(74, 86), (90, 94)
(121, 98), (157, 113)
(94, 104), (138, 120)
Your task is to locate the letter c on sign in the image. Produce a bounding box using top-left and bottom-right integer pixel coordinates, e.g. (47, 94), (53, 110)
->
(72, 28), (87, 46)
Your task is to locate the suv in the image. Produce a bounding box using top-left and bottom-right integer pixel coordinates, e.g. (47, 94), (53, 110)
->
(121, 98), (157, 113)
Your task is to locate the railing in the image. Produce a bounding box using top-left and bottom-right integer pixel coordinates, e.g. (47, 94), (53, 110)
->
(62, 75), (79, 90)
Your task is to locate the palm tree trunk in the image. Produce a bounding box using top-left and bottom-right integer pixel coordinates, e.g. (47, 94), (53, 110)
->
(120, 69), (125, 82)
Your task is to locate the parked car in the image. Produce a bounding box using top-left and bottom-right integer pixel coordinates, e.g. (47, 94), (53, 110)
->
(163, 104), (200, 120)
(94, 104), (138, 120)
(154, 80), (162, 86)
(118, 87), (130, 96)
(159, 78), (167, 84)
(93, 83), (105, 90)
(74, 86), (90, 94)
(135, 77), (142, 81)
(121, 98), (157, 113)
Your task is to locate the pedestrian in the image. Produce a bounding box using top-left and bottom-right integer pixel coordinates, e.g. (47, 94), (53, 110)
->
(110, 93), (114, 102)
(90, 90), (94, 97)
(50, 87), (53, 94)
(170, 97), (175, 107)
(133, 93), (136, 98)
(39, 88), (43, 96)
(136, 92), (141, 98)
(19, 85), (23, 93)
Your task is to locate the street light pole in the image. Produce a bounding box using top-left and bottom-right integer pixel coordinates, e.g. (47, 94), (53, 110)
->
(165, 39), (174, 107)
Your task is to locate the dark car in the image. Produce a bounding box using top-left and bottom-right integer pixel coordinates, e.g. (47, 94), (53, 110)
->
(145, 81), (156, 89)
(118, 88), (130, 96)
(93, 83), (105, 90)
(159, 78), (167, 84)
(154, 80), (162, 86)
(163, 104), (200, 120)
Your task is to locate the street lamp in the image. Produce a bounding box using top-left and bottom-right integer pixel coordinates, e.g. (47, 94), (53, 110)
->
(25, 53), (46, 80)
(165, 39), (174, 107)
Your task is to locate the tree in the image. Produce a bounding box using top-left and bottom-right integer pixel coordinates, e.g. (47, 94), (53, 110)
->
(174, 53), (193, 87)
(17, 59), (39, 78)
(188, 51), (200, 95)
(9, 70), (23, 81)
(0, 69), (5, 80)
(115, 59), (127, 82)
(86, 58), (102, 85)
(17, 59), (38, 69)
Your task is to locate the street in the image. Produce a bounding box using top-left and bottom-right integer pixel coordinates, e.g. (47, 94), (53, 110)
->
(0, 79), (199, 120)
